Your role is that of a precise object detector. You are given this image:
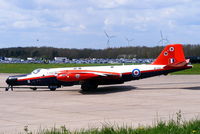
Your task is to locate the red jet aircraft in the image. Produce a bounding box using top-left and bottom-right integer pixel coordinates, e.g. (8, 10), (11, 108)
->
(6, 44), (192, 91)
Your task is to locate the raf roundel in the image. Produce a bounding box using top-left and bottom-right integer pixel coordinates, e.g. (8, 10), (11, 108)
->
(164, 51), (168, 56)
(169, 47), (174, 51)
(132, 69), (141, 77)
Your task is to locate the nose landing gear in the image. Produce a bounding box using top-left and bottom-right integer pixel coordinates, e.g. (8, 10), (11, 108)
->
(5, 85), (13, 91)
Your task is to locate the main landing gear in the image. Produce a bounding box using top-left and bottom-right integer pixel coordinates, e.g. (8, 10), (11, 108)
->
(81, 82), (98, 91)
(48, 85), (58, 91)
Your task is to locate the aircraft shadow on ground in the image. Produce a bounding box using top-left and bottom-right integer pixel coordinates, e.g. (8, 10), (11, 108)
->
(182, 86), (200, 90)
(80, 85), (136, 95)
(1, 85), (199, 93)
(12, 88), (80, 92)
(0, 85), (136, 94)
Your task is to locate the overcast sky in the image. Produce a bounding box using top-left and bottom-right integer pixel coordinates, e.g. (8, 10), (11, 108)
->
(0, 0), (200, 49)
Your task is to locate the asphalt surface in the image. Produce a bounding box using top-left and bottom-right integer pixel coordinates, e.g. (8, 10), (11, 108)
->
(0, 73), (200, 133)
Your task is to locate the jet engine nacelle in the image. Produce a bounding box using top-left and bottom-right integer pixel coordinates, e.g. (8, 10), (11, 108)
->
(56, 73), (99, 82)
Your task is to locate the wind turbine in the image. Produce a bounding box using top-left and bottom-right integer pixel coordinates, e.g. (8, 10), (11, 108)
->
(35, 38), (39, 46)
(125, 37), (134, 46)
(158, 30), (170, 46)
(104, 30), (115, 48)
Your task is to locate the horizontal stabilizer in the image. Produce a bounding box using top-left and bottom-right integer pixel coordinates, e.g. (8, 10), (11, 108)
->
(164, 59), (189, 69)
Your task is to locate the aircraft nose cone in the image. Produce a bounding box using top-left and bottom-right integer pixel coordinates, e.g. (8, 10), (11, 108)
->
(6, 77), (17, 85)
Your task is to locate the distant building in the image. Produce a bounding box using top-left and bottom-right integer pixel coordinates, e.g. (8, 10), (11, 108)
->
(0, 57), (5, 60)
(5, 57), (21, 61)
(54, 57), (68, 62)
(27, 57), (35, 61)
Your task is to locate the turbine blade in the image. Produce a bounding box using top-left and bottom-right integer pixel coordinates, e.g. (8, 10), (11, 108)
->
(104, 30), (109, 38)
(110, 35), (115, 38)
(160, 30), (163, 39)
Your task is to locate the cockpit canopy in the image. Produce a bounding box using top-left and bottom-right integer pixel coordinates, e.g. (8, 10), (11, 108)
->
(32, 69), (41, 74)
(31, 69), (47, 74)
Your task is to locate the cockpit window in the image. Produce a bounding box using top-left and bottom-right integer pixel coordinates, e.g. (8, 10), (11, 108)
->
(32, 69), (41, 74)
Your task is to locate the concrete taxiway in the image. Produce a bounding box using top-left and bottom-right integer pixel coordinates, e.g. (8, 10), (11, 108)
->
(0, 73), (200, 133)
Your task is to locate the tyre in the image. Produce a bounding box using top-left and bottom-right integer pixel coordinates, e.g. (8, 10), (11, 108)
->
(49, 88), (56, 91)
(5, 87), (9, 91)
(81, 82), (98, 91)
(48, 86), (57, 91)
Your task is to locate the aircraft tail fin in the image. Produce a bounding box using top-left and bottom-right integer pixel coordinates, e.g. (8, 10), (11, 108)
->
(152, 44), (187, 65)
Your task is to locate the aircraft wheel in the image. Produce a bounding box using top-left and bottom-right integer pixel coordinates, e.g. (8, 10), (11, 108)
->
(5, 87), (9, 91)
(49, 88), (56, 91)
(81, 82), (98, 91)
(48, 86), (57, 91)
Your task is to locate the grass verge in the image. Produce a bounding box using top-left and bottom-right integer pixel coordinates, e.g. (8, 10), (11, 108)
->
(21, 111), (200, 134)
(22, 119), (200, 134)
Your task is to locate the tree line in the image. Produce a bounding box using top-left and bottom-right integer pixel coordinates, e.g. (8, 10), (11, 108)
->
(0, 44), (199, 59)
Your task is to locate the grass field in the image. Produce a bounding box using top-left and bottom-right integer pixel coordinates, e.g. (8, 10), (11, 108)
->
(0, 63), (120, 74)
(0, 63), (199, 74)
(172, 64), (200, 74)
